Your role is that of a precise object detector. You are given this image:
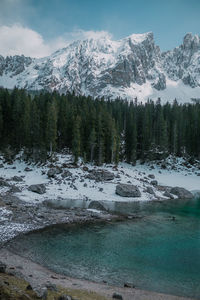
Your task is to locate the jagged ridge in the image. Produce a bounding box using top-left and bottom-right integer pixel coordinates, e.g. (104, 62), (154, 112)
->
(0, 32), (200, 103)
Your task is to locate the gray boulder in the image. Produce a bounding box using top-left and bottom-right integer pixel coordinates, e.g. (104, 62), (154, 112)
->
(112, 293), (123, 300)
(24, 167), (32, 172)
(163, 191), (174, 199)
(45, 282), (57, 292)
(170, 187), (193, 199)
(87, 169), (115, 181)
(151, 180), (158, 186)
(33, 286), (48, 299)
(146, 186), (155, 195)
(28, 184), (46, 194)
(11, 176), (23, 182)
(88, 201), (106, 211)
(47, 167), (62, 178)
(58, 296), (72, 300)
(0, 179), (10, 187)
(9, 185), (21, 193)
(116, 184), (141, 197)
(148, 174), (155, 179)
(61, 170), (72, 178)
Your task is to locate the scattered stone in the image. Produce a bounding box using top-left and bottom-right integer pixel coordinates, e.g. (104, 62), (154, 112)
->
(0, 261), (6, 273)
(88, 201), (106, 211)
(24, 167), (32, 172)
(51, 275), (58, 279)
(124, 282), (135, 288)
(26, 284), (33, 290)
(170, 187), (193, 199)
(99, 187), (103, 192)
(112, 292), (123, 300)
(151, 180), (158, 186)
(0, 163), (4, 168)
(161, 164), (167, 169)
(0, 179), (10, 187)
(45, 282), (57, 292)
(87, 169), (115, 181)
(28, 184), (46, 194)
(82, 166), (89, 172)
(63, 163), (77, 169)
(9, 186), (21, 193)
(47, 167), (62, 178)
(146, 186), (155, 195)
(58, 296), (72, 300)
(34, 286), (48, 299)
(61, 170), (72, 178)
(83, 183), (87, 187)
(163, 191), (174, 199)
(148, 174), (155, 179)
(11, 176), (23, 182)
(116, 184), (141, 197)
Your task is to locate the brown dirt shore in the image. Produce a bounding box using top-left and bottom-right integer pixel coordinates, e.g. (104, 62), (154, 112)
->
(0, 248), (192, 300)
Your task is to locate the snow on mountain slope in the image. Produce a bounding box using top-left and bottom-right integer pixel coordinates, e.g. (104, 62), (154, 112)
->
(0, 32), (200, 103)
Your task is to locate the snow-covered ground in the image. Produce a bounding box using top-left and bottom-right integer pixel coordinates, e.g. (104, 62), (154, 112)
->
(135, 158), (200, 192)
(0, 153), (199, 206)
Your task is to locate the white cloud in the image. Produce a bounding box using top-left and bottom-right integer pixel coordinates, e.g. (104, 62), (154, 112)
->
(0, 24), (65, 58)
(0, 24), (112, 58)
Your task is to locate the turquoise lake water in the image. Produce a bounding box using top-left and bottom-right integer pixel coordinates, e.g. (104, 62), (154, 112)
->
(8, 198), (200, 298)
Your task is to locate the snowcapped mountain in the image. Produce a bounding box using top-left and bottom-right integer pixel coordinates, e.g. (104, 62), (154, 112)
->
(0, 32), (200, 103)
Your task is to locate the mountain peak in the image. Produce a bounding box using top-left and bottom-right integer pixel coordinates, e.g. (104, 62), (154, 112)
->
(126, 32), (154, 44)
(0, 31), (200, 103)
(183, 33), (200, 50)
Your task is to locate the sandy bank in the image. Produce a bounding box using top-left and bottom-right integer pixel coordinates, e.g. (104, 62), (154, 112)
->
(0, 248), (192, 300)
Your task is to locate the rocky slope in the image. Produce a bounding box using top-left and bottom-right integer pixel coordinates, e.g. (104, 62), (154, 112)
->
(0, 32), (200, 102)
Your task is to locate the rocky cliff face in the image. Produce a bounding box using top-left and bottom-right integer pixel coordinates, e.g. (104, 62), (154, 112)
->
(0, 32), (200, 102)
(162, 33), (200, 87)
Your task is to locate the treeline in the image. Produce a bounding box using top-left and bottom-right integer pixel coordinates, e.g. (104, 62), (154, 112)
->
(0, 87), (200, 164)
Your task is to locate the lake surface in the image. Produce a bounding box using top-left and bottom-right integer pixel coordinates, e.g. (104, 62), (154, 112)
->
(8, 198), (200, 299)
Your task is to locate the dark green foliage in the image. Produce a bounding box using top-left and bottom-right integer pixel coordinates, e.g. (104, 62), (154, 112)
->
(0, 87), (199, 163)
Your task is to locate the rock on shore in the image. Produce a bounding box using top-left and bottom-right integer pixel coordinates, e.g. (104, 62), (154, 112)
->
(116, 184), (141, 197)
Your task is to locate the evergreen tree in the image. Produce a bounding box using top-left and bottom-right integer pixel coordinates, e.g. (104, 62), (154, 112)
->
(88, 127), (96, 163)
(0, 87), (199, 164)
(96, 114), (104, 166)
(72, 116), (81, 164)
(46, 99), (57, 154)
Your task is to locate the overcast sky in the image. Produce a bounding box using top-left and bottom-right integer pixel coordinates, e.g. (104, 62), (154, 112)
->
(0, 0), (200, 58)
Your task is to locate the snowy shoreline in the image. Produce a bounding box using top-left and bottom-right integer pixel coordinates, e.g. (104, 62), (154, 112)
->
(0, 153), (199, 205)
(0, 153), (199, 244)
